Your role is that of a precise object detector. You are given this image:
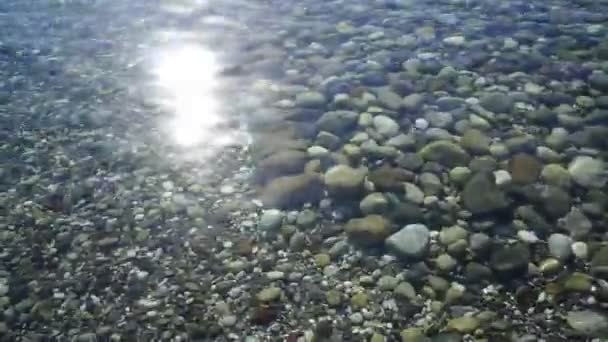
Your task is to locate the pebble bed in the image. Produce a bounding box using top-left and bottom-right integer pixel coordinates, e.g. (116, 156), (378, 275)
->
(2, 0), (608, 341)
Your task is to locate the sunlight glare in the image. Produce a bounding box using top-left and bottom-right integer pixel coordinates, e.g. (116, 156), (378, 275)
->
(152, 44), (225, 148)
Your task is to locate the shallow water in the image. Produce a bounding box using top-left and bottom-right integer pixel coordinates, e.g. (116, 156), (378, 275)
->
(1, 0), (608, 341)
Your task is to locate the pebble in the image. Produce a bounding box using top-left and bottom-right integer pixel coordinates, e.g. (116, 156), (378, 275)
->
(571, 241), (588, 260)
(386, 224), (431, 258)
(258, 209), (284, 231)
(548, 233), (573, 261)
(414, 118), (429, 130)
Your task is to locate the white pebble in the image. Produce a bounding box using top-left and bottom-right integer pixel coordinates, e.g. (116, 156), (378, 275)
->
(494, 170), (512, 186)
(571, 241), (588, 260)
(415, 118), (429, 130)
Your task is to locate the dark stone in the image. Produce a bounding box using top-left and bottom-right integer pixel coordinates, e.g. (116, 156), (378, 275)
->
(490, 243), (530, 278)
(462, 172), (510, 215)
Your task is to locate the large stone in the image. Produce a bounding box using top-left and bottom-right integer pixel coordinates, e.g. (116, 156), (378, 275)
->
(541, 164), (571, 187)
(589, 72), (608, 92)
(439, 226), (469, 246)
(459, 129), (491, 155)
(316, 110), (359, 135)
(490, 243), (530, 278)
(539, 185), (571, 219)
(462, 172), (510, 215)
(568, 156), (607, 189)
(324, 165), (367, 197)
(419, 140), (471, 167)
(260, 174), (323, 209)
(373, 115), (400, 138)
(295, 91), (326, 108)
(360, 193), (389, 215)
(386, 224), (430, 258)
(345, 215), (392, 247)
(369, 166), (415, 193)
(376, 87), (403, 110)
(559, 208), (592, 239)
(591, 246), (608, 278)
(256, 150), (308, 184)
(509, 153), (542, 185)
(547, 233), (573, 261)
(566, 310), (608, 337)
(479, 92), (514, 113)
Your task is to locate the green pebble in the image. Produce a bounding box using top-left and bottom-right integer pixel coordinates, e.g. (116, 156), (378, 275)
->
(563, 272), (593, 292)
(314, 253), (331, 268)
(351, 292), (368, 309)
(326, 290), (342, 307)
(447, 316), (480, 333)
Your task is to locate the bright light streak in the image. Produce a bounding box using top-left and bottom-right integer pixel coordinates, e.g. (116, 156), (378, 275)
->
(152, 44), (227, 148)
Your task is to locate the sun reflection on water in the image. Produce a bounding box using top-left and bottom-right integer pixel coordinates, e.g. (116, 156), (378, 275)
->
(152, 43), (228, 149)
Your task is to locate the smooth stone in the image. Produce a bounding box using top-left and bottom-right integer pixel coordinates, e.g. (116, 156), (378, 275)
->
(368, 166), (414, 192)
(386, 133), (416, 149)
(376, 87), (403, 110)
(479, 92), (514, 113)
(419, 172), (442, 195)
(509, 153), (542, 185)
(258, 209), (284, 231)
(414, 118), (429, 130)
(490, 243), (530, 278)
(566, 310), (608, 337)
(316, 110), (359, 135)
(541, 164), (571, 187)
(563, 272), (593, 292)
(307, 145), (329, 158)
(449, 166), (472, 186)
(404, 183), (425, 204)
(447, 316), (480, 334)
(394, 282), (417, 300)
(324, 165), (367, 197)
(436, 253), (458, 272)
(345, 215), (392, 247)
(373, 115), (400, 138)
(296, 209), (317, 229)
(539, 258), (562, 275)
(360, 193), (389, 215)
(261, 174), (324, 209)
(548, 233), (573, 261)
(256, 150), (309, 183)
(419, 140), (471, 167)
(459, 129), (491, 155)
(591, 246), (608, 278)
(494, 170), (512, 186)
(378, 276), (399, 291)
(403, 94), (425, 111)
(439, 226), (468, 246)
(559, 208), (593, 239)
(461, 172), (509, 215)
(517, 230), (540, 244)
(589, 72), (608, 92)
(568, 156), (606, 188)
(469, 233), (491, 253)
(426, 111), (454, 129)
(257, 287), (282, 302)
(571, 242), (589, 260)
(443, 35), (466, 46)
(386, 224), (430, 258)
(295, 91), (326, 108)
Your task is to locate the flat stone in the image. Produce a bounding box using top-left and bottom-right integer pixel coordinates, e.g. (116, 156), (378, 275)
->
(460, 129), (491, 155)
(509, 153), (542, 185)
(258, 209), (284, 231)
(462, 172), (510, 215)
(386, 224), (430, 258)
(566, 310), (608, 337)
(419, 140), (471, 167)
(373, 115), (400, 138)
(490, 243), (530, 278)
(345, 215), (392, 247)
(569, 156), (606, 189)
(260, 174), (324, 209)
(548, 233), (573, 261)
(324, 165), (367, 197)
(360, 192), (389, 215)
